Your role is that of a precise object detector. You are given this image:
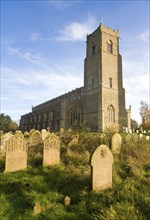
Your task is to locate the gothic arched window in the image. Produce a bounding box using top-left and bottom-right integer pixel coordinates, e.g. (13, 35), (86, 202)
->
(107, 40), (113, 53)
(108, 105), (115, 123)
(70, 107), (81, 126)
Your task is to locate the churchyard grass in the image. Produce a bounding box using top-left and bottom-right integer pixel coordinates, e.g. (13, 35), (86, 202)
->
(0, 132), (149, 220)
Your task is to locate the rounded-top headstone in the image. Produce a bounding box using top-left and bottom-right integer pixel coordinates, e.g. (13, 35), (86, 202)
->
(91, 144), (113, 191)
(125, 134), (132, 142)
(111, 133), (122, 153)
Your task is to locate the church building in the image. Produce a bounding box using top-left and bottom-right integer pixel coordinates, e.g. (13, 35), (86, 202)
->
(20, 24), (131, 132)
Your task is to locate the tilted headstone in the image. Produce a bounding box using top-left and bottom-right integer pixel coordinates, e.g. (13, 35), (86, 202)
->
(68, 134), (79, 147)
(5, 134), (27, 172)
(129, 129), (132, 134)
(111, 133), (122, 153)
(146, 136), (150, 141)
(41, 129), (48, 141)
(43, 133), (60, 166)
(28, 130), (42, 147)
(0, 132), (13, 153)
(90, 144), (113, 191)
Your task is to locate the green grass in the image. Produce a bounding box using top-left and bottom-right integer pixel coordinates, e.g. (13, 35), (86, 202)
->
(0, 133), (150, 220)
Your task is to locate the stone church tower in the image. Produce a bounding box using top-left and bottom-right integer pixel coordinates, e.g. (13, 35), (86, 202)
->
(83, 24), (128, 131)
(20, 24), (131, 132)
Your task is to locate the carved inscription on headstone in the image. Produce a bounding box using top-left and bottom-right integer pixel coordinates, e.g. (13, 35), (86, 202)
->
(90, 145), (113, 191)
(0, 132), (13, 153)
(111, 133), (122, 153)
(5, 135), (27, 172)
(43, 133), (60, 166)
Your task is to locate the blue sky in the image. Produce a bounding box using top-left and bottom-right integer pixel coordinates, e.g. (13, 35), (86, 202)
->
(1, 0), (149, 124)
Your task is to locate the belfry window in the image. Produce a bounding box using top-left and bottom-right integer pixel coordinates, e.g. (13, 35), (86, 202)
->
(109, 77), (112, 88)
(107, 40), (113, 53)
(108, 105), (115, 123)
(92, 42), (96, 55)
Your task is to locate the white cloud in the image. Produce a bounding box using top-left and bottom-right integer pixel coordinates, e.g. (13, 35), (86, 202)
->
(138, 30), (150, 43)
(30, 32), (41, 41)
(7, 47), (46, 67)
(49, 0), (76, 10)
(57, 15), (97, 41)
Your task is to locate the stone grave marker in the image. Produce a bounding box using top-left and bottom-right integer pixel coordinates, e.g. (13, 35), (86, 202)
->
(67, 128), (72, 133)
(68, 134), (79, 147)
(28, 130), (42, 147)
(125, 127), (128, 133)
(15, 130), (24, 138)
(111, 133), (122, 153)
(0, 132), (13, 153)
(5, 134), (27, 172)
(43, 133), (60, 166)
(139, 133), (143, 139)
(125, 134), (132, 142)
(90, 144), (113, 191)
(41, 129), (48, 141)
(133, 133), (139, 143)
(29, 129), (35, 135)
(64, 196), (71, 207)
(59, 128), (65, 134)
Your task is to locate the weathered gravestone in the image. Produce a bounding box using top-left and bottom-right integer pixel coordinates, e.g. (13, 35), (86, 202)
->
(111, 133), (122, 153)
(133, 133), (139, 143)
(28, 130), (42, 147)
(5, 135), (27, 172)
(90, 144), (113, 191)
(15, 130), (24, 138)
(68, 134), (79, 147)
(125, 134), (132, 142)
(43, 133), (60, 166)
(0, 132), (13, 153)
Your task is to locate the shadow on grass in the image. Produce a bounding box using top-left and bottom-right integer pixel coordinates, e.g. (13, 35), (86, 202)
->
(0, 164), (91, 219)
